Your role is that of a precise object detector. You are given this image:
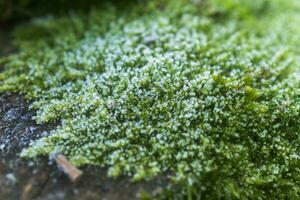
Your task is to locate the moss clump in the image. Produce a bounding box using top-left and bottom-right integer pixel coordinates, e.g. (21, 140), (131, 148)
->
(1, 0), (300, 199)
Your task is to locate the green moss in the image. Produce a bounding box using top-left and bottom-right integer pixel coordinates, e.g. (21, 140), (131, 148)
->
(1, 0), (300, 199)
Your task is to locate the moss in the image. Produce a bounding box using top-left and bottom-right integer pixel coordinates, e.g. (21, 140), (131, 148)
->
(1, 0), (300, 199)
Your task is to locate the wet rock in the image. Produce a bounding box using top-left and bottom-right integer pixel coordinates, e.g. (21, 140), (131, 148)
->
(3, 108), (22, 121)
(0, 93), (55, 155)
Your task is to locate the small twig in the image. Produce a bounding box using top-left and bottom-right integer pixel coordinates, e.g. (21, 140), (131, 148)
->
(55, 154), (82, 182)
(22, 182), (33, 200)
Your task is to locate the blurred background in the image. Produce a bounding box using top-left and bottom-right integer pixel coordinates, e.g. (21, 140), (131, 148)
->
(0, 0), (143, 25)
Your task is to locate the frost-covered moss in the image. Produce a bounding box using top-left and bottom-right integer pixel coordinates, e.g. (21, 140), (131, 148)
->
(1, 0), (300, 199)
